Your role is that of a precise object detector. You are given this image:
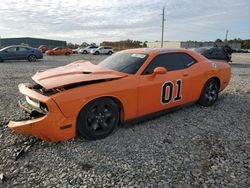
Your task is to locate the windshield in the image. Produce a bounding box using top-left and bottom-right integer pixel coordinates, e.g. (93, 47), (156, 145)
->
(98, 52), (149, 74)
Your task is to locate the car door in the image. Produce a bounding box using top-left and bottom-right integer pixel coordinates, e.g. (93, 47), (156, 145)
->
(16, 47), (29, 59)
(55, 48), (62, 55)
(99, 47), (104, 54)
(104, 47), (109, 54)
(137, 53), (195, 117)
(2, 47), (18, 60)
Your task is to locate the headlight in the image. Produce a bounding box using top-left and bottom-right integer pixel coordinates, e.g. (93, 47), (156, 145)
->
(26, 96), (40, 108)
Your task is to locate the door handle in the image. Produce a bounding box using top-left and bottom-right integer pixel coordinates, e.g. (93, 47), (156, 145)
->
(183, 73), (189, 77)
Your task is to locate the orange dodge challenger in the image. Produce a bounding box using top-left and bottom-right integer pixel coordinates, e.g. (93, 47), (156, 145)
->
(8, 48), (231, 142)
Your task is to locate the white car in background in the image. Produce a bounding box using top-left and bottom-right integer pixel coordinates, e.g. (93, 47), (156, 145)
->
(90, 46), (113, 55)
(79, 46), (99, 54)
(72, 47), (82, 54)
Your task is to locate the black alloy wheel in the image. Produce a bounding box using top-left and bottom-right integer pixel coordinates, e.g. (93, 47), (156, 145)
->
(28, 54), (37, 62)
(198, 78), (219, 106)
(77, 98), (119, 140)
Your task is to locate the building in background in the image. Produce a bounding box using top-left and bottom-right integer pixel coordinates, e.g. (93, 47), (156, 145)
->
(147, 41), (241, 49)
(0, 37), (66, 48)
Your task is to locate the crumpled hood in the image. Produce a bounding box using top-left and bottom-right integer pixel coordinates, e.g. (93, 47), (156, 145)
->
(32, 60), (128, 89)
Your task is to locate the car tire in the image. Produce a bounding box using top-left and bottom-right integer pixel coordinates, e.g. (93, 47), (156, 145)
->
(27, 55), (37, 62)
(198, 78), (219, 107)
(83, 50), (87, 54)
(108, 51), (113, 55)
(49, 52), (55, 56)
(94, 51), (100, 55)
(65, 52), (70, 56)
(0, 57), (3, 62)
(77, 98), (119, 140)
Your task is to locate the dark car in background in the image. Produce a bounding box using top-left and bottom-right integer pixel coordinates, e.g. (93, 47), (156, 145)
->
(0, 45), (43, 62)
(192, 46), (232, 62)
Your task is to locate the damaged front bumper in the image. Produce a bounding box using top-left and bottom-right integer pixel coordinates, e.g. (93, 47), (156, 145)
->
(8, 83), (76, 142)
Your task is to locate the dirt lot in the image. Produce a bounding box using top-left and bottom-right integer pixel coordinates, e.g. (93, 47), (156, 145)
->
(0, 53), (249, 187)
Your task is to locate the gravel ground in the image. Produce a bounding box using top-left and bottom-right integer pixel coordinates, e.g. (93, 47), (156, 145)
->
(0, 53), (249, 187)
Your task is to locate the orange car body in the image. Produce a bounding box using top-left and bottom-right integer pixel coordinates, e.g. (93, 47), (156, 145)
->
(45, 47), (72, 55)
(8, 48), (231, 142)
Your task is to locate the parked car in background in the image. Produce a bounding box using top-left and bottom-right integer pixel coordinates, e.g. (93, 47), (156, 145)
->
(45, 47), (72, 56)
(38, 45), (50, 53)
(72, 47), (81, 54)
(90, 46), (113, 55)
(0, 45), (43, 62)
(192, 46), (232, 62)
(79, 46), (99, 54)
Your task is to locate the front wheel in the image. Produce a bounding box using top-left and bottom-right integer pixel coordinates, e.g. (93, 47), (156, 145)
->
(198, 78), (219, 107)
(94, 51), (100, 55)
(107, 51), (113, 55)
(77, 98), (119, 140)
(65, 52), (70, 56)
(27, 55), (37, 62)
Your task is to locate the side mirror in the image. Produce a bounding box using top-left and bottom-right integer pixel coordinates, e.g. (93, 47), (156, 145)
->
(153, 67), (167, 75)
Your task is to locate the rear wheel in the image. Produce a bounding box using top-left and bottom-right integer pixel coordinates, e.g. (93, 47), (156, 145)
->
(27, 55), (37, 62)
(77, 98), (119, 140)
(108, 51), (113, 55)
(65, 52), (70, 56)
(198, 78), (219, 106)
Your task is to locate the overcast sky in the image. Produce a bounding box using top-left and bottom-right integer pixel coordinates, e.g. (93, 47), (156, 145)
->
(0, 0), (249, 44)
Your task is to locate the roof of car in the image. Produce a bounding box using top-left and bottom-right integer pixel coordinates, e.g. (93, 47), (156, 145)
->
(7, 45), (31, 48)
(121, 48), (208, 61)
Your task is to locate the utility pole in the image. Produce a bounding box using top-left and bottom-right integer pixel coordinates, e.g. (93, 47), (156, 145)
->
(161, 7), (165, 48)
(225, 30), (229, 44)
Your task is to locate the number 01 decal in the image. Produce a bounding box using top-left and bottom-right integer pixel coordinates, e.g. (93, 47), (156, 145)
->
(161, 80), (182, 104)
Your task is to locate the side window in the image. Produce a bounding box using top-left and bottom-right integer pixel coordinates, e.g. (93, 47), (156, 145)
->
(19, 47), (29, 51)
(6, 47), (17, 52)
(143, 53), (196, 75)
(178, 53), (196, 67)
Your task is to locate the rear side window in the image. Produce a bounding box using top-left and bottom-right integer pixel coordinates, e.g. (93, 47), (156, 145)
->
(104, 47), (112, 49)
(143, 53), (196, 74)
(19, 47), (29, 51)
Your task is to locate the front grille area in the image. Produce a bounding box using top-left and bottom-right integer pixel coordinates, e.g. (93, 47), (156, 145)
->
(31, 84), (58, 96)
